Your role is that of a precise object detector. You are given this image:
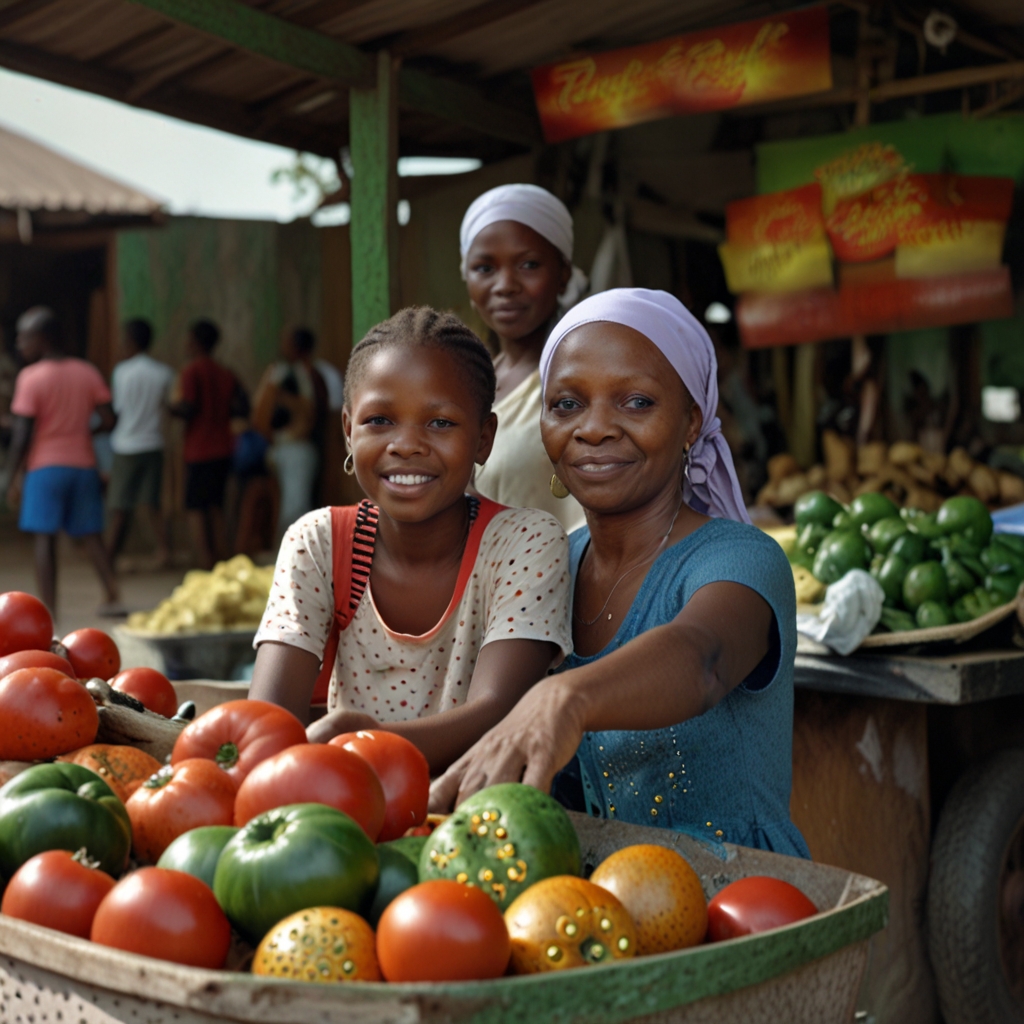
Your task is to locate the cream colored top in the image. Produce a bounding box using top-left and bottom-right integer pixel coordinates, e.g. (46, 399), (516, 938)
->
(474, 369), (586, 534)
(254, 505), (572, 719)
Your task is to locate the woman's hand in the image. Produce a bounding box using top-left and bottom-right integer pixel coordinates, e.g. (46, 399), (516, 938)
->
(428, 676), (585, 812)
(307, 710), (379, 744)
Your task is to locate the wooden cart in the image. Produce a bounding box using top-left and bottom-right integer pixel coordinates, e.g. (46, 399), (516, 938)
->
(792, 641), (1024, 1024)
(0, 813), (886, 1024)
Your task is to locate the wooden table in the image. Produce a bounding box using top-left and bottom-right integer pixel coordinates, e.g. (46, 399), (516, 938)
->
(792, 646), (1024, 1024)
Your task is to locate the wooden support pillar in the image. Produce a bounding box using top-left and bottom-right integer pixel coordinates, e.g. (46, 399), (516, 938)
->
(349, 50), (399, 345)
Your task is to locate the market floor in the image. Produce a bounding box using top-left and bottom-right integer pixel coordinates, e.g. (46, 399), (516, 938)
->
(0, 513), (182, 635)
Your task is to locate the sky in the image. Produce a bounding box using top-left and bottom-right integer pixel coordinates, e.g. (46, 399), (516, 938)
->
(0, 67), (480, 222)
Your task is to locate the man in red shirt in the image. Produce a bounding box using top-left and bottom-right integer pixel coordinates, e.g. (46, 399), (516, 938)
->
(4, 307), (120, 614)
(170, 319), (249, 569)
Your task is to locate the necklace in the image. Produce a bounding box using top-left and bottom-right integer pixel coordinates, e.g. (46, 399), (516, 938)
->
(574, 498), (684, 627)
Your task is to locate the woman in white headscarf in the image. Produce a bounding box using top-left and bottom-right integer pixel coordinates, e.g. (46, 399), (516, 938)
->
(432, 288), (808, 860)
(460, 184), (587, 533)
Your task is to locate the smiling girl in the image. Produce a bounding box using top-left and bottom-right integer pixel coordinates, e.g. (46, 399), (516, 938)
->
(248, 307), (572, 772)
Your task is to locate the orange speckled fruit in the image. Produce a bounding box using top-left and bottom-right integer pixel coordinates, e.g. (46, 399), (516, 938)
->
(252, 907), (381, 982)
(590, 844), (707, 955)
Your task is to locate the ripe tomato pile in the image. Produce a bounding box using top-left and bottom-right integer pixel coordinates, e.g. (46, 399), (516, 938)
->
(0, 590), (821, 986)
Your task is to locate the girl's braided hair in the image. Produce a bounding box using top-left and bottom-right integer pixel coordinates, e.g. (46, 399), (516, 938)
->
(343, 306), (496, 419)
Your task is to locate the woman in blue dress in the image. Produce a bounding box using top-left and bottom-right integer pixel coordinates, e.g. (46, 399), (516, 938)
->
(432, 288), (808, 859)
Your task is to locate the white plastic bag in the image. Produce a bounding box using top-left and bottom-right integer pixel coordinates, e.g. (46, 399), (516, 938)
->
(796, 569), (885, 656)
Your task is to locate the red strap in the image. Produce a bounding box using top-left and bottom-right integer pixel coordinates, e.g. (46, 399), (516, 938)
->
(311, 505), (358, 706)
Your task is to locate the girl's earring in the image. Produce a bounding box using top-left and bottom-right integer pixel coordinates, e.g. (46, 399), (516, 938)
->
(343, 452), (355, 476)
(682, 444), (691, 482)
(550, 474), (570, 499)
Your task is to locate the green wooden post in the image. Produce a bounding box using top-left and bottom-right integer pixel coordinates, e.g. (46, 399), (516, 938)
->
(349, 50), (399, 345)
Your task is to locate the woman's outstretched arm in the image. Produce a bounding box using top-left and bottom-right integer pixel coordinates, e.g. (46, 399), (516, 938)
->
(429, 580), (774, 811)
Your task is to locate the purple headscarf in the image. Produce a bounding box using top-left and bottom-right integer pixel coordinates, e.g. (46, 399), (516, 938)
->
(539, 288), (751, 524)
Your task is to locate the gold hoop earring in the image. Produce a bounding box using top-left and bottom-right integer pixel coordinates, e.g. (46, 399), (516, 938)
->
(550, 474), (570, 499)
(343, 453), (355, 476)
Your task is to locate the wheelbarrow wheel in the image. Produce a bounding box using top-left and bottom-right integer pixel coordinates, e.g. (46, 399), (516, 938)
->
(927, 747), (1024, 1024)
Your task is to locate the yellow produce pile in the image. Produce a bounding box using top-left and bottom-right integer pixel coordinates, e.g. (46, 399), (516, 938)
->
(126, 555), (273, 634)
(760, 525), (827, 606)
(756, 431), (1024, 513)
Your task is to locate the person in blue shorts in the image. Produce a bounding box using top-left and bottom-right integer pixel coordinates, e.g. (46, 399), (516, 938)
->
(5, 308), (120, 615)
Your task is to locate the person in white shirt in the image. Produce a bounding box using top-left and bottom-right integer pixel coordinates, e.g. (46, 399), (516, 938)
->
(106, 319), (174, 565)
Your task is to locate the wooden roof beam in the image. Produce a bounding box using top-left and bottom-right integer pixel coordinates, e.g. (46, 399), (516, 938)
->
(0, 0), (61, 34)
(121, 0), (540, 145)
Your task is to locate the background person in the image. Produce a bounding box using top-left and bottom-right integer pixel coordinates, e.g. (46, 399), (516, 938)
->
(4, 307), (119, 615)
(169, 318), (249, 570)
(460, 183), (587, 533)
(106, 317), (174, 567)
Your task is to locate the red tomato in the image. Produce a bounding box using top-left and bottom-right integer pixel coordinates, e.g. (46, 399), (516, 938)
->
(171, 699), (307, 785)
(0, 667), (98, 760)
(376, 880), (511, 982)
(126, 758), (237, 864)
(0, 649), (75, 680)
(110, 667), (178, 718)
(234, 744), (386, 840)
(62, 628), (120, 680)
(91, 867), (231, 968)
(1, 850), (115, 938)
(706, 876), (817, 942)
(0, 591), (53, 658)
(330, 731), (429, 842)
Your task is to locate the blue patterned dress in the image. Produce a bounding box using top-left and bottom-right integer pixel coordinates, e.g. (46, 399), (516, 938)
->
(556, 517), (810, 859)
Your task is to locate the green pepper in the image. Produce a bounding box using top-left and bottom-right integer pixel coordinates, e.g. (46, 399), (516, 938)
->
(812, 530), (872, 585)
(891, 532), (928, 565)
(906, 511), (946, 540)
(157, 825), (239, 891)
(794, 491), (845, 529)
(985, 570), (1021, 603)
(973, 586), (999, 614)
(880, 607), (918, 632)
(214, 803), (379, 946)
(994, 532), (1024, 556)
(0, 763), (131, 879)
(366, 843), (420, 928)
(981, 544), (1024, 576)
(991, 537), (1024, 575)
(833, 510), (853, 531)
(867, 516), (909, 555)
(875, 553), (909, 606)
(849, 493), (900, 529)
(916, 600), (952, 628)
(961, 554), (988, 580)
(903, 561), (949, 612)
(953, 594), (982, 623)
(938, 532), (983, 559)
(796, 522), (829, 556)
(936, 496), (993, 545)
(942, 555), (977, 600)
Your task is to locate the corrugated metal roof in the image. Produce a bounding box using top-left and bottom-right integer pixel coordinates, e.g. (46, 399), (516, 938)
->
(0, 123), (162, 214)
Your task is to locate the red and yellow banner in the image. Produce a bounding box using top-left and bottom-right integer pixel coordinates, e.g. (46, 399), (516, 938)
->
(530, 7), (832, 144)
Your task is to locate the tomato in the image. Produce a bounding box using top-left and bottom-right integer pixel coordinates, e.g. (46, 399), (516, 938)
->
(253, 907), (381, 982)
(91, 867), (231, 968)
(61, 628), (120, 680)
(330, 730), (429, 842)
(171, 699), (307, 785)
(590, 844), (706, 955)
(57, 744), (163, 804)
(0, 649), (75, 679)
(377, 879), (511, 982)
(706, 876), (817, 941)
(0, 592), (53, 658)
(157, 825), (238, 891)
(0, 667), (98, 760)
(1, 849), (115, 938)
(126, 759), (237, 864)
(110, 667), (178, 718)
(234, 744), (386, 840)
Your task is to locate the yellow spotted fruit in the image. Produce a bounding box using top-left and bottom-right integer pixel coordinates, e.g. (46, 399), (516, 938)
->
(252, 907), (380, 982)
(504, 876), (636, 973)
(590, 844), (707, 955)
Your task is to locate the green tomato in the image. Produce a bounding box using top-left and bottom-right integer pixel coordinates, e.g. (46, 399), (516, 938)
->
(867, 516), (909, 555)
(157, 825), (238, 891)
(984, 570), (1021, 603)
(875, 553), (909, 607)
(214, 803), (379, 946)
(936, 496), (992, 544)
(890, 532), (928, 566)
(832, 510), (853, 531)
(903, 561), (949, 612)
(794, 491), (844, 529)
(812, 530), (871, 585)
(366, 844), (420, 928)
(420, 783), (581, 910)
(916, 601), (952, 629)
(849, 493), (899, 529)
(0, 763), (131, 880)
(796, 521), (829, 555)
(906, 511), (945, 540)
(382, 834), (428, 865)
(942, 556), (977, 601)
(880, 607), (918, 632)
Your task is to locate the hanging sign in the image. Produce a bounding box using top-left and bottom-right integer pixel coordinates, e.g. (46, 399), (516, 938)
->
(530, 6), (832, 144)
